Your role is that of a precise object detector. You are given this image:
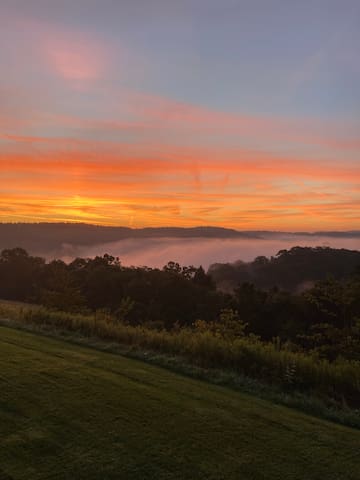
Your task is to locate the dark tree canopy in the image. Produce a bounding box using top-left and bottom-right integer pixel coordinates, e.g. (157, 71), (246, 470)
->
(1, 246), (359, 362)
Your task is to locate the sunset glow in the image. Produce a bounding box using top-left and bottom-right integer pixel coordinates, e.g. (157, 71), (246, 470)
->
(1, 1), (359, 230)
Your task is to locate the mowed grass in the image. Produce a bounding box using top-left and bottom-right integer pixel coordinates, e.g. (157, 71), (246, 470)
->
(0, 326), (359, 480)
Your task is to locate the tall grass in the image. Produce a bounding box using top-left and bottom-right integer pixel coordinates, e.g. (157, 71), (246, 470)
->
(1, 301), (359, 407)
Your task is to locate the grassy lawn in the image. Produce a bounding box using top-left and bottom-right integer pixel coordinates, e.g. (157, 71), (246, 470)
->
(0, 326), (359, 480)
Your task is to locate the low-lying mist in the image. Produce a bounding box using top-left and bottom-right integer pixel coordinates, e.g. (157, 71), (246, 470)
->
(47, 234), (360, 269)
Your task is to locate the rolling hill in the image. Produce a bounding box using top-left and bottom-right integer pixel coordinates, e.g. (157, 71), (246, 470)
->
(0, 223), (255, 254)
(0, 222), (359, 255)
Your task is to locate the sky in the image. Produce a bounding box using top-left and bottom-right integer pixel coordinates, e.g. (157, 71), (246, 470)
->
(0, 0), (359, 230)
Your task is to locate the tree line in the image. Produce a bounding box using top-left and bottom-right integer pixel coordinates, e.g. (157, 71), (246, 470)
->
(1, 246), (359, 362)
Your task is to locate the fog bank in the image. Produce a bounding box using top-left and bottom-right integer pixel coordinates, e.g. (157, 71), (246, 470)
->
(49, 234), (360, 269)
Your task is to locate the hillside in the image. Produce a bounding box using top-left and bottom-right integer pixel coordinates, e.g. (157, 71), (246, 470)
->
(0, 223), (359, 255)
(0, 326), (359, 480)
(209, 246), (360, 291)
(0, 223), (255, 253)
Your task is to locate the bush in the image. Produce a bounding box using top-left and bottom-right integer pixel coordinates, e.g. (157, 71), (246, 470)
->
(1, 301), (359, 407)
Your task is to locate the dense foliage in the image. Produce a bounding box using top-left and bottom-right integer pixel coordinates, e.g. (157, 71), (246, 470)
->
(0, 246), (359, 367)
(209, 246), (360, 291)
(1, 303), (359, 410)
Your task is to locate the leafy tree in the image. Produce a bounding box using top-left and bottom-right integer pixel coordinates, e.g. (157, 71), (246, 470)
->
(0, 248), (44, 301)
(40, 260), (86, 312)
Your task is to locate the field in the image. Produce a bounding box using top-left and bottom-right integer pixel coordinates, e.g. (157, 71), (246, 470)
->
(0, 326), (359, 480)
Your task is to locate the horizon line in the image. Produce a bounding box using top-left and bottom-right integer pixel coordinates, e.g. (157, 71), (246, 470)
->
(0, 221), (359, 235)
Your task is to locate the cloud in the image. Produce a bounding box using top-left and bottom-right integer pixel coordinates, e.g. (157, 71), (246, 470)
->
(0, 12), (110, 87)
(0, 9), (359, 231)
(1, 144), (359, 183)
(1, 133), (358, 231)
(43, 33), (108, 83)
(123, 90), (360, 153)
(1, 178), (358, 230)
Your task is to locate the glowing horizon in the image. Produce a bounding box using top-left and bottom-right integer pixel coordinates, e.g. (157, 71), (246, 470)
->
(1, 1), (359, 230)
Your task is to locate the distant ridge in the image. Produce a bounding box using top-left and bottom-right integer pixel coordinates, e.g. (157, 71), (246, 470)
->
(245, 230), (360, 238)
(0, 223), (257, 253)
(0, 223), (359, 254)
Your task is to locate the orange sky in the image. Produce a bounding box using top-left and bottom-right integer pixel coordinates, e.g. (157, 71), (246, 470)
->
(1, 141), (358, 229)
(1, 3), (359, 230)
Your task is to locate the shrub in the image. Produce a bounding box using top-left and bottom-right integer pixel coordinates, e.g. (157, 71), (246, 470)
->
(1, 301), (359, 407)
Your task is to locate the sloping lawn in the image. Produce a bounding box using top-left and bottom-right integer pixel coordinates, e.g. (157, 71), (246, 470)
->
(0, 325), (359, 480)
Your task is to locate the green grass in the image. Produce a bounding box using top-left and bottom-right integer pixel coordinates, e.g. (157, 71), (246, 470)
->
(1, 300), (360, 428)
(1, 301), (359, 409)
(0, 326), (359, 480)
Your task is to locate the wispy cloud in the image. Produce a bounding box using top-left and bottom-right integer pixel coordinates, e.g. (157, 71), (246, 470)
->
(0, 11), (111, 88)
